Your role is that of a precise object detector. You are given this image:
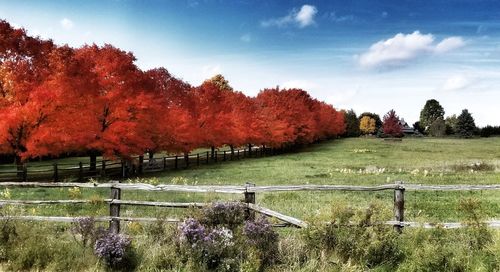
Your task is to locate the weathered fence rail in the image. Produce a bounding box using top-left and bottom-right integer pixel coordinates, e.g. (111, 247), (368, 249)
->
(0, 145), (272, 182)
(1, 182), (499, 232)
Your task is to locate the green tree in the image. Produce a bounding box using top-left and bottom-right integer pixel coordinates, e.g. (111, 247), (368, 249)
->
(343, 109), (360, 137)
(428, 117), (446, 137)
(445, 114), (458, 135)
(419, 99), (445, 131)
(457, 109), (476, 138)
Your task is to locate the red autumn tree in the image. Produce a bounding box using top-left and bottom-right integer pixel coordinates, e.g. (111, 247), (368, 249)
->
(382, 109), (403, 137)
(0, 20), (56, 171)
(312, 101), (346, 140)
(256, 88), (318, 147)
(194, 75), (238, 158)
(69, 44), (155, 169)
(142, 67), (198, 158)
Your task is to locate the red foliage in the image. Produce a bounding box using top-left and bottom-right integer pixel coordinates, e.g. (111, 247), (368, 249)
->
(382, 109), (403, 137)
(0, 19), (346, 162)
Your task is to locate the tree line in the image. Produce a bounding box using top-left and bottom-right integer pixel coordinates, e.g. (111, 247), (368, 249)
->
(343, 99), (498, 138)
(0, 20), (346, 169)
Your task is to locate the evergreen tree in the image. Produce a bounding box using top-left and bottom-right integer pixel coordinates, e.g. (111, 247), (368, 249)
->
(343, 109), (360, 137)
(445, 114), (458, 135)
(456, 109), (476, 138)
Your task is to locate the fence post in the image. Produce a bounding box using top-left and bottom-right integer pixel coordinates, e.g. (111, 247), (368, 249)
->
(206, 151), (209, 164)
(101, 160), (106, 178)
(163, 157), (167, 169)
(22, 164), (27, 182)
(174, 155), (178, 169)
(244, 182), (256, 220)
(138, 155), (144, 175)
(197, 153), (200, 166)
(394, 181), (405, 233)
(109, 180), (121, 233)
(248, 144), (252, 157)
(78, 162), (83, 182)
(214, 151), (218, 162)
(53, 163), (59, 182)
(122, 160), (129, 179)
(237, 149), (240, 160)
(223, 151), (226, 161)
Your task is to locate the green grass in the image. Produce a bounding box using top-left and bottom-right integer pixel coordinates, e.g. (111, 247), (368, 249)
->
(2, 137), (500, 223)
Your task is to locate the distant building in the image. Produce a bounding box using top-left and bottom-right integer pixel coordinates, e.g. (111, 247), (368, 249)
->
(399, 118), (416, 134)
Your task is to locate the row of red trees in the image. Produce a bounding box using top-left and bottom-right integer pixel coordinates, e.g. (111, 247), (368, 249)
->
(0, 20), (345, 169)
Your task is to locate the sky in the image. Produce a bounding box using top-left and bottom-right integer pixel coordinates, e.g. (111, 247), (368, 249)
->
(0, 0), (499, 126)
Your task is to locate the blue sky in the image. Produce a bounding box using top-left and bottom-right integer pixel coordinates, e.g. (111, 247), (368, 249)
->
(1, 0), (499, 126)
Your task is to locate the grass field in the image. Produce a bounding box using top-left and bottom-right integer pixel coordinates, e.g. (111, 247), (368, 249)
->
(2, 137), (500, 271)
(3, 137), (500, 223)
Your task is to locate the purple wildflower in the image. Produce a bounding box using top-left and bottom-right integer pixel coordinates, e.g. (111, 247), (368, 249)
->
(244, 217), (279, 266)
(179, 218), (205, 245)
(202, 202), (245, 228)
(94, 232), (131, 267)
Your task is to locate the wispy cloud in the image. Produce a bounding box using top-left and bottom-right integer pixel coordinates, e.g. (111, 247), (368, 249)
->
(240, 33), (251, 43)
(261, 4), (317, 28)
(60, 18), (74, 30)
(358, 31), (465, 69)
(326, 12), (355, 23)
(440, 74), (473, 92)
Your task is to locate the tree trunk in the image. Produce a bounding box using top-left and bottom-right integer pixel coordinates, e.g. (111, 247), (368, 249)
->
(230, 145), (235, 155)
(148, 151), (154, 160)
(15, 155), (23, 178)
(248, 144), (252, 156)
(89, 151), (97, 172)
(211, 146), (215, 160)
(184, 152), (190, 168)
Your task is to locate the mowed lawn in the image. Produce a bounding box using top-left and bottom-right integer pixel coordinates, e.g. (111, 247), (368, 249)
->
(3, 137), (500, 225)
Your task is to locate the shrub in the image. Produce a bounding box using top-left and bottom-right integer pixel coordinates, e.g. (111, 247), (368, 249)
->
(244, 216), (279, 266)
(178, 218), (238, 271)
(303, 202), (403, 268)
(480, 125), (500, 137)
(94, 231), (136, 270)
(70, 217), (105, 248)
(199, 202), (246, 230)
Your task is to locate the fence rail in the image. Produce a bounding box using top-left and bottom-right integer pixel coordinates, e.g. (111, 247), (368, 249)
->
(0, 145), (273, 182)
(1, 181), (499, 231)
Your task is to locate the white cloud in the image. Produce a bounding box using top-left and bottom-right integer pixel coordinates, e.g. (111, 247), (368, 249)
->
(440, 75), (472, 92)
(295, 5), (317, 28)
(261, 4), (317, 28)
(358, 31), (465, 69)
(435, 37), (465, 54)
(60, 18), (74, 30)
(240, 33), (251, 42)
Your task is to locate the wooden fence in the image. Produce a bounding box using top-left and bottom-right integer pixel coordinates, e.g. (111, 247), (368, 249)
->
(0, 145), (275, 183)
(1, 182), (499, 233)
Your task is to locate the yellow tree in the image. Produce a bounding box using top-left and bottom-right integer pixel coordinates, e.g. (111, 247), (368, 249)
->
(359, 116), (376, 134)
